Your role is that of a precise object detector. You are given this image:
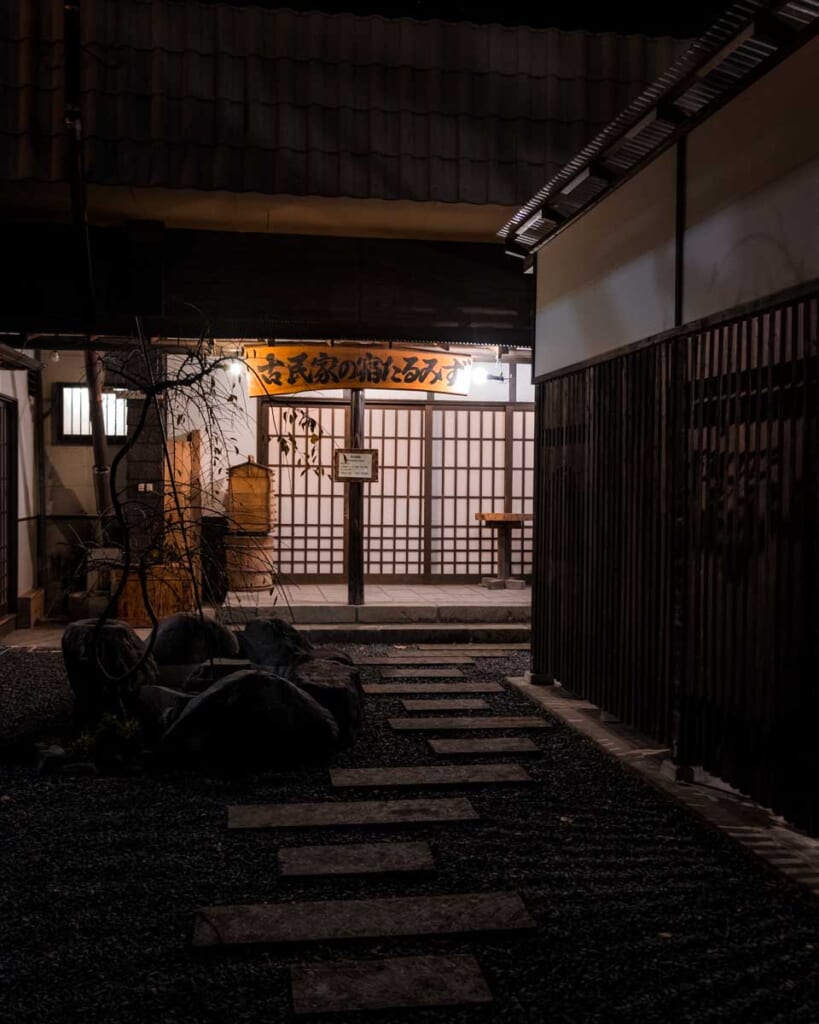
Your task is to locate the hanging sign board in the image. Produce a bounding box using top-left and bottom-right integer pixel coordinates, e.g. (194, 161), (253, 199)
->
(245, 344), (472, 398)
(333, 448), (379, 483)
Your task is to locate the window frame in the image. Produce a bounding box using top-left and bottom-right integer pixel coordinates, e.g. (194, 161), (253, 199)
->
(54, 383), (129, 446)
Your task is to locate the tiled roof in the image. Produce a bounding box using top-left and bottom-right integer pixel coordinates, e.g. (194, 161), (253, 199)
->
(1, 0), (686, 205)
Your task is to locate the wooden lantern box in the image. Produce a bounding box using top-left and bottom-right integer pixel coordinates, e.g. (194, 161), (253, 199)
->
(227, 456), (277, 534)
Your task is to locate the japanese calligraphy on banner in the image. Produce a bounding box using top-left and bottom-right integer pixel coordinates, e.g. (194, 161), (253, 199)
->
(245, 345), (473, 397)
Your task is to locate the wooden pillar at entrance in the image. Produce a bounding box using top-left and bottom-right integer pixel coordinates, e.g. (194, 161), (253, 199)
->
(347, 389), (365, 605)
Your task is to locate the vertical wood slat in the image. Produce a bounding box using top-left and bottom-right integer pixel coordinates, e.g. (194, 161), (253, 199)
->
(534, 286), (819, 834)
(532, 284), (818, 835)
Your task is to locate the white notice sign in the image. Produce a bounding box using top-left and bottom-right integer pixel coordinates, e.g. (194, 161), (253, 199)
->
(333, 449), (379, 483)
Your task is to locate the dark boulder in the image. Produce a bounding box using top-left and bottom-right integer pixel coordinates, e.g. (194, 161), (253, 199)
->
(293, 657), (363, 748)
(135, 685), (191, 742)
(160, 668), (339, 772)
(62, 618), (157, 727)
(239, 618), (313, 673)
(311, 645), (355, 666)
(152, 613), (239, 666)
(182, 658), (254, 694)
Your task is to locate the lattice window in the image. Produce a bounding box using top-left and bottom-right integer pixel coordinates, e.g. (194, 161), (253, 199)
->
(365, 404), (425, 577)
(510, 408), (535, 576)
(429, 407), (506, 577)
(267, 403), (347, 578)
(57, 385), (127, 443)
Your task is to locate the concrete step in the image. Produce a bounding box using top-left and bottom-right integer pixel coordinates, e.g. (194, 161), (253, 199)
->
(280, 622), (530, 644)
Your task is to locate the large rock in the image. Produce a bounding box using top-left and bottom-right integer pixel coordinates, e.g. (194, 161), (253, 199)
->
(182, 658), (254, 694)
(62, 618), (158, 727)
(311, 645), (355, 666)
(152, 613), (239, 666)
(293, 657), (363, 748)
(239, 618), (313, 674)
(160, 668), (339, 772)
(135, 685), (191, 743)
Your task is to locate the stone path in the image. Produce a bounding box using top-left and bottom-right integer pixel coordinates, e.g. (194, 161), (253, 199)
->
(204, 645), (542, 1013)
(381, 666), (465, 679)
(330, 763), (532, 788)
(358, 655), (476, 666)
(417, 643), (529, 652)
(290, 954), (493, 1014)
(192, 891), (536, 947)
(401, 697), (489, 711)
(228, 797), (479, 829)
(429, 736), (540, 755)
(278, 841), (435, 877)
(364, 681), (503, 694)
(390, 715), (548, 731)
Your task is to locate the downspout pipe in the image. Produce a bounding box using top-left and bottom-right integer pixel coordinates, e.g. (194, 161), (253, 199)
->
(64, 0), (110, 521)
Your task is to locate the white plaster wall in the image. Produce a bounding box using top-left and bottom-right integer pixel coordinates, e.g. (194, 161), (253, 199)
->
(0, 366), (36, 594)
(534, 148), (677, 379)
(41, 350), (122, 516)
(684, 36), (819, 322)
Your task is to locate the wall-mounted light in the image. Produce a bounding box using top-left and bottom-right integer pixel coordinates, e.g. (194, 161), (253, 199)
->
(228, 359), (244, 377)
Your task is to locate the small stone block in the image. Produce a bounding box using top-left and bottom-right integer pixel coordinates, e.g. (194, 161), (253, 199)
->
(191, 891), (536, 947)
(389, 716), (548, 732)
(401, 698), (489, 711)
(227, 797), (479, 829)
(279, 841), (435, 877)
(417, 643), (529, 651)
(364, 682), (503, 694)
(359, 656), (476, 666)
(381, 667), (465, 679)
(482, 579), (506, 590)
(330, 764), (532, 788)
(504, 579), (527, 590)
(290, 955), (492, 1014)
(429, 737), (540, 755)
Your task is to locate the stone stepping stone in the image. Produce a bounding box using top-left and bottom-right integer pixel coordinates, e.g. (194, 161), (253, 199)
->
(359, 656), (476, 666)
(401, 698), (489, 711)
(191, 891), (535, 947)
(227, 797), (479, 830)
(279, 841), (435, 877)
(364, 682), (503, 695)
(417, 643), (529, 652)
(290, 954), (492, 1014)
(430, 737), (540, 756)
(390, 716), (548, 732)
(330, 764), (532, 788)
(381, 667), (465, 679)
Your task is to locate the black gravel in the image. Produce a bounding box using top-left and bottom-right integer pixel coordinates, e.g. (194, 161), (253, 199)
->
(3, 645), (819, 1024)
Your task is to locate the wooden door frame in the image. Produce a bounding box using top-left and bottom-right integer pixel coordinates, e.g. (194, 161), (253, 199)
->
(0, 393), (19, 615)
(258, 394), (534, 584)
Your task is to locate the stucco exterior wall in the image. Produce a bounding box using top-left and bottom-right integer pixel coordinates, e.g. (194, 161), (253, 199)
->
(533, 37), (819, 379)
(0, 366), (36, 595)
(534, 148), (677, 378)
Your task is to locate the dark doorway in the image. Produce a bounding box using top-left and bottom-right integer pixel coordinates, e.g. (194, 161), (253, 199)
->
(0, 396), (17, 615)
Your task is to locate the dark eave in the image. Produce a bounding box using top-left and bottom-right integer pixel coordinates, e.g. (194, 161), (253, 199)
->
(500, 0), (819, 256)
(0, 340), (39, 371)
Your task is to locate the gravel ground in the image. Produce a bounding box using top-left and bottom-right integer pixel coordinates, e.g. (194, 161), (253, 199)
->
(0, 648), (73, 746)
(2, 646), (819, 1024)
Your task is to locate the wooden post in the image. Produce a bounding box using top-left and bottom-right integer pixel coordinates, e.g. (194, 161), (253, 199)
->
(347, 389), (365, 606)
(65, 0), (110, 522)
